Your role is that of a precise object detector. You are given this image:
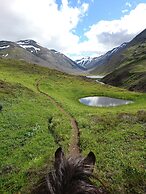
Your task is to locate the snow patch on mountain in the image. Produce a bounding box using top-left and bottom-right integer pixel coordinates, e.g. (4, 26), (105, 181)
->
(18, 44), (40, 52)
(2, 53), (8, 57)
(17, 40), (40, 46)
(17, 40), (41, 53)
(75, 42), (128, 70)
(76, 57), (94, 68)
(107, 43), (127, 56)
(0, 45), (10, 49)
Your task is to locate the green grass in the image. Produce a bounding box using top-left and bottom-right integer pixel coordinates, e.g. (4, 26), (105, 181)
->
(101, 41), (146, 93)
(0, 58), (146, 193)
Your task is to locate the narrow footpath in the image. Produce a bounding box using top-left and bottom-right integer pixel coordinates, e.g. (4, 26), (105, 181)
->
(36, 78), (81, 157)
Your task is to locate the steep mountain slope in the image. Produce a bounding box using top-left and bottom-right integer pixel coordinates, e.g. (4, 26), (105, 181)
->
(76, 57), (93, 69)
(82, 29), (146, 76)
(102, 29), (146, 92)
(86, 43), (128, 74)
(75, 43), (127, 73)
(0, 40), (81, 74)
(102, 59), (146, 92)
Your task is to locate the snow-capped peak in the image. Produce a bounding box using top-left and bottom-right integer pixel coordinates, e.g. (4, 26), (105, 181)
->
(76, 57), (93, 68)
(17, 39), (39, 45)
(17, 40), (41, 53)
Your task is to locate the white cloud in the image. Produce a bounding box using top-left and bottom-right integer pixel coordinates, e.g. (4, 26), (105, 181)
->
(77, 0), (81, 4)
(0, 0), (89, 53)
(122, 9), (129, 13)
(0, 1), (146, 60)
(74, 3), (146, 59)
(122, 2), (132, 14)
(126, 2), (132, 8)
(81, 3), (89, 13)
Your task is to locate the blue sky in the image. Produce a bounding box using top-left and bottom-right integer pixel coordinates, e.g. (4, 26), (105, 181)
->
(67, 0), (146, 43)
(0, 0), (146, 59)
(75, 0), (133, 39)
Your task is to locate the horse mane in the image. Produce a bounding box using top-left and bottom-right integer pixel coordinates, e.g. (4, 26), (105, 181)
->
(32, 148), (106, 194)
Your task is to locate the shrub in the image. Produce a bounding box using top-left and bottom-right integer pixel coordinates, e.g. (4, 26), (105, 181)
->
(0, 104), (2, 111)
(137, 110), (146, 122)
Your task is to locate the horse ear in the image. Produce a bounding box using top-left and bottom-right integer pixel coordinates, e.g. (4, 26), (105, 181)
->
(83, 152), (96, 171)
(54, 147), (64, 168)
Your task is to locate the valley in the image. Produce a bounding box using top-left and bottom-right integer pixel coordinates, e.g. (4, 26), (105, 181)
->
(77, 29), (146, 93)
(0, 58), (146, 193)
(0, 0), (146, 192)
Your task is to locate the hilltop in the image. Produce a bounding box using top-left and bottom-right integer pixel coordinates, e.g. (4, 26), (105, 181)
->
(0, 39), (81, 74)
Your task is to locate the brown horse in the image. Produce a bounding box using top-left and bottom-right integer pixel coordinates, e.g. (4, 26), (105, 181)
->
(32, 147), (107, 194)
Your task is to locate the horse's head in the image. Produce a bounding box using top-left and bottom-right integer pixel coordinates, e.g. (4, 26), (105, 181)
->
(32, 148), (106, 194)
(47, 147), (101, 194)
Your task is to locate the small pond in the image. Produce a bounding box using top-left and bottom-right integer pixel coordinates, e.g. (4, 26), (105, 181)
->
(79, 96), (133, 107)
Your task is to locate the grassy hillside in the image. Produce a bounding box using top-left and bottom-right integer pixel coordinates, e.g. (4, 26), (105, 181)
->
(0, 58), (146, 193)
(102, 42), (146, 92)
(89, 29), (146, 93)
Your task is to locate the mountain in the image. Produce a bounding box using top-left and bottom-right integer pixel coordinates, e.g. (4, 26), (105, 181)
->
(102, 29), (146, 92)
(75, 43), (128, 73)
(87, 29), (146, 75)
(75, 57), (94, 69)
(0, 39), (81, 74)
(83, 43), (127, 74)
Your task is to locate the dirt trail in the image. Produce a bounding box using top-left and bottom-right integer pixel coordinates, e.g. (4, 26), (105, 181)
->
(36, 78), (81, 157)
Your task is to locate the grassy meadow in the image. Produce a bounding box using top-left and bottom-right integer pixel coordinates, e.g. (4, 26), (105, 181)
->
(0, 58), (146, 193)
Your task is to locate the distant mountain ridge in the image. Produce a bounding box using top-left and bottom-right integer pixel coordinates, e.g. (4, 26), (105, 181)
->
(0, 39), (81, 74)
(101, 28), (146, 92)
(76, 29), (146, 76)
(76, 43), (128, 73)
(75, 28), (146, 92)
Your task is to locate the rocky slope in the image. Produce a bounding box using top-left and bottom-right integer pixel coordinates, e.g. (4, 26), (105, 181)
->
(76, 43), (127, 73)
(75, 57), (94, 69)
(0, 40), (81, 74)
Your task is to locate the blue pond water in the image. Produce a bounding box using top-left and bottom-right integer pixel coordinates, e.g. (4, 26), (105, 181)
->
(79, 96), (133, 107)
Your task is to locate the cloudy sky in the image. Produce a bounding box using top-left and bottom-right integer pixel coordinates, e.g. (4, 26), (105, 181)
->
(0, 0), (146, 59)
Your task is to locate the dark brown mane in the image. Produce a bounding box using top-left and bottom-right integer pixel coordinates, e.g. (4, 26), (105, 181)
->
(32, 148), (106, 194)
